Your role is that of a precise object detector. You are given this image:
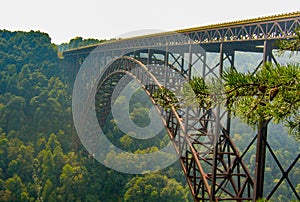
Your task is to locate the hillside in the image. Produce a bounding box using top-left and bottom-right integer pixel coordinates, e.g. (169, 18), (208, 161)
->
(0, 30), (190, 202)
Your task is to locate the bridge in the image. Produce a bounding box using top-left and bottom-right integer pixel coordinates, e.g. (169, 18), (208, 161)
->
(64, 12), (300, 201)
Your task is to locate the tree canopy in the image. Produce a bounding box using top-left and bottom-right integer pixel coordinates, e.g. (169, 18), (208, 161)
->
(0, 29), (190, 201)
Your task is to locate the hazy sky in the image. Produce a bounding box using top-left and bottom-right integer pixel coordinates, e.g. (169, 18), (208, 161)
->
(1, 0), (299, 44)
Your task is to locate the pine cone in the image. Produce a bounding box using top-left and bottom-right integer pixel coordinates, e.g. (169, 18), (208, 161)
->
(258, 84), (267, 93)
(269, 87), (279, 101)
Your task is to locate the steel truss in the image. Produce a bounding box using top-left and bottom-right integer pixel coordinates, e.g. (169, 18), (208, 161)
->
(63, 12), (299, 57)
(94, 55), (254, 201)
(63, 12), (300, 202)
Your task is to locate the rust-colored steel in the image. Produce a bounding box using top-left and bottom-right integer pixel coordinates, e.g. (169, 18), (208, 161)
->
(63, 12), (300, 57)
(93, 56), (254, 201)
(63, 12), (300, 201)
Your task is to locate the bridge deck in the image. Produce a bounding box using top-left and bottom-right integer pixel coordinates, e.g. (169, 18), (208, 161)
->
(63, 12), (299, 57)
(66, 11), (300, 202)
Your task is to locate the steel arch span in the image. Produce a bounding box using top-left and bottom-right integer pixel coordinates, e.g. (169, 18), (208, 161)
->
(67, 12), (300, 202)
(92, 56), (254, 201)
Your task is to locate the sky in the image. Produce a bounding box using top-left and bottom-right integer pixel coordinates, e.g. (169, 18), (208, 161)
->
(0, 0), (299, 44)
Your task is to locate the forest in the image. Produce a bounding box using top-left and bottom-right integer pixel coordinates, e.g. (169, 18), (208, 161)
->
(0, 29), (299, 201)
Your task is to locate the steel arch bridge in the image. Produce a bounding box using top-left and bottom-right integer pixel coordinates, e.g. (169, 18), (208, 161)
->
(64, 12), (300, 201)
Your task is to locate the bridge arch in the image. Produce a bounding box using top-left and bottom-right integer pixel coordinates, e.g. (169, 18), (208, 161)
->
(69, 13), (300, 201)
(72, 52), (255, 200)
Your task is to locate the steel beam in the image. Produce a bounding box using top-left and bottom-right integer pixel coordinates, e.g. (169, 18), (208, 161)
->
(64, 12), (300, 201)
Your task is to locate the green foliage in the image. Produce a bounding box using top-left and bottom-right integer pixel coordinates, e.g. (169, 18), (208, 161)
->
(130, 107), (151, 127)
(0, 30), (188, 202)
(123, 173), (188, 202)
(223, 63), (300, 128)
(152, 87), (179, 110)
(222, 27), (300, 139)
(188, 76), (213, 108)
(58, 36), (106, 52)
(276, 26), (300, 54)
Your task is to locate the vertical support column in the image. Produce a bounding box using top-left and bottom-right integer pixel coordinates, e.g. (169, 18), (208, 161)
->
(211, 43), (224, 200)
(253, 119), (270, 201)
(201, 50), (207, 79)
(263, 40), (272, 64)
(219, 43), (224, 76)
(64, 54), (74, 83)
(253, 40), (272, 201)
(230, 50), (235, 70)
(147, 48), (151, 65)
(186, 44), (193, 165)
(73, 52), (80, 154)
(188, 44), (193, 81)
(164, 46), (169, 88)
(104, 51), (107, 66)
(226, 49), (235, 133)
